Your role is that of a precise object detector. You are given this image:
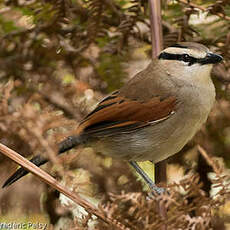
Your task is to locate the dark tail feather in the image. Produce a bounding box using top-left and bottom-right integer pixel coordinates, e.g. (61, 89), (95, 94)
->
(2, 155), (48, 188)
(2, 135), (84, 188)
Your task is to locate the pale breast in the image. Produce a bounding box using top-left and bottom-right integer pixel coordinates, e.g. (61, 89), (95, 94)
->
(91, 78), (216, 162)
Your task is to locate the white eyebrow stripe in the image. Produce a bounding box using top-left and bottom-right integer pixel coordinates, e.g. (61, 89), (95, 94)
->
(163, 47), (207, 59)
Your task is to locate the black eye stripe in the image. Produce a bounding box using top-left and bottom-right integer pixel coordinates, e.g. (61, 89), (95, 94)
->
(158, 51), (223, 65)
(158, 52), (199, 65)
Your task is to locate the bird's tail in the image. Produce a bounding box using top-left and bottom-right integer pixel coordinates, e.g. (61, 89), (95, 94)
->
(2, 135), (84, 188)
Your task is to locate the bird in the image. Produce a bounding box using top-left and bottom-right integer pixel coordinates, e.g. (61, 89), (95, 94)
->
(2, 42), (223, 191)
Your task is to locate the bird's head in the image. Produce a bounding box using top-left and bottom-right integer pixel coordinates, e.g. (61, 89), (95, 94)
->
(157, 42), (223, 82)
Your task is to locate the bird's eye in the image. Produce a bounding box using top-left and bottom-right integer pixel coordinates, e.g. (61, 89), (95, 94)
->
(182, 54), (191, 62)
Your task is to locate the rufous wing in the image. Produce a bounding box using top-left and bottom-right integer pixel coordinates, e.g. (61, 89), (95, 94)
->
(77, 91), (177, 137)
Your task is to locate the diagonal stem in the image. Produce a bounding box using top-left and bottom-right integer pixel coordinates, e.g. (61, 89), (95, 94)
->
(0, 143), (124, 229)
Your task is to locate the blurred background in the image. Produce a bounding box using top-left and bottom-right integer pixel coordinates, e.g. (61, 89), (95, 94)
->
(0, 0), (230, 229)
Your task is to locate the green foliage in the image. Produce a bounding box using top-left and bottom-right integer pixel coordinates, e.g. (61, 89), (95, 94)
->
(0, 16), (18, 34)
(97, 53), (127, 92)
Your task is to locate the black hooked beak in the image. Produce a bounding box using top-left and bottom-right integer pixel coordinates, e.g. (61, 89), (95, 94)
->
(199, 52), (223, 65)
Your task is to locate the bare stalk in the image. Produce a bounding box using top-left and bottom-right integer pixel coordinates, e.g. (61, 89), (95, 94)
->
(0, 143), (125, 230)
(198, 145), (222, 175)
(149, 0), (163, 58)
(148, 1), (167, 229)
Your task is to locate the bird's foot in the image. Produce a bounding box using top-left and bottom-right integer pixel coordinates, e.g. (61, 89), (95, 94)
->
(150, 183), (165, 195)
(129, 161), (165, 195)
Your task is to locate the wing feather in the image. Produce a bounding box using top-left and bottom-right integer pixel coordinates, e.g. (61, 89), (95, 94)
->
(77, 92), (177, 136)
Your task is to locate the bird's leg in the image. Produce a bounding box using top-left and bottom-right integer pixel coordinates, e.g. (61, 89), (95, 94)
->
(129, 161), (164, 195)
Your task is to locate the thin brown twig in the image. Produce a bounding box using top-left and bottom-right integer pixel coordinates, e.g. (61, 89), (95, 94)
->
(149, 0), (163, 58)
(197, 145), (222, 175)
(0, 143), (126, 230)
(148, 0), (165, 184)
(177, 0), (230, 21)
(148, 1), (167, 230)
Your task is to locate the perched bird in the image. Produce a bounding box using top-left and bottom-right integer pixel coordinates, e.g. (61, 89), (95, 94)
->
(2, 42), (223, 191)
